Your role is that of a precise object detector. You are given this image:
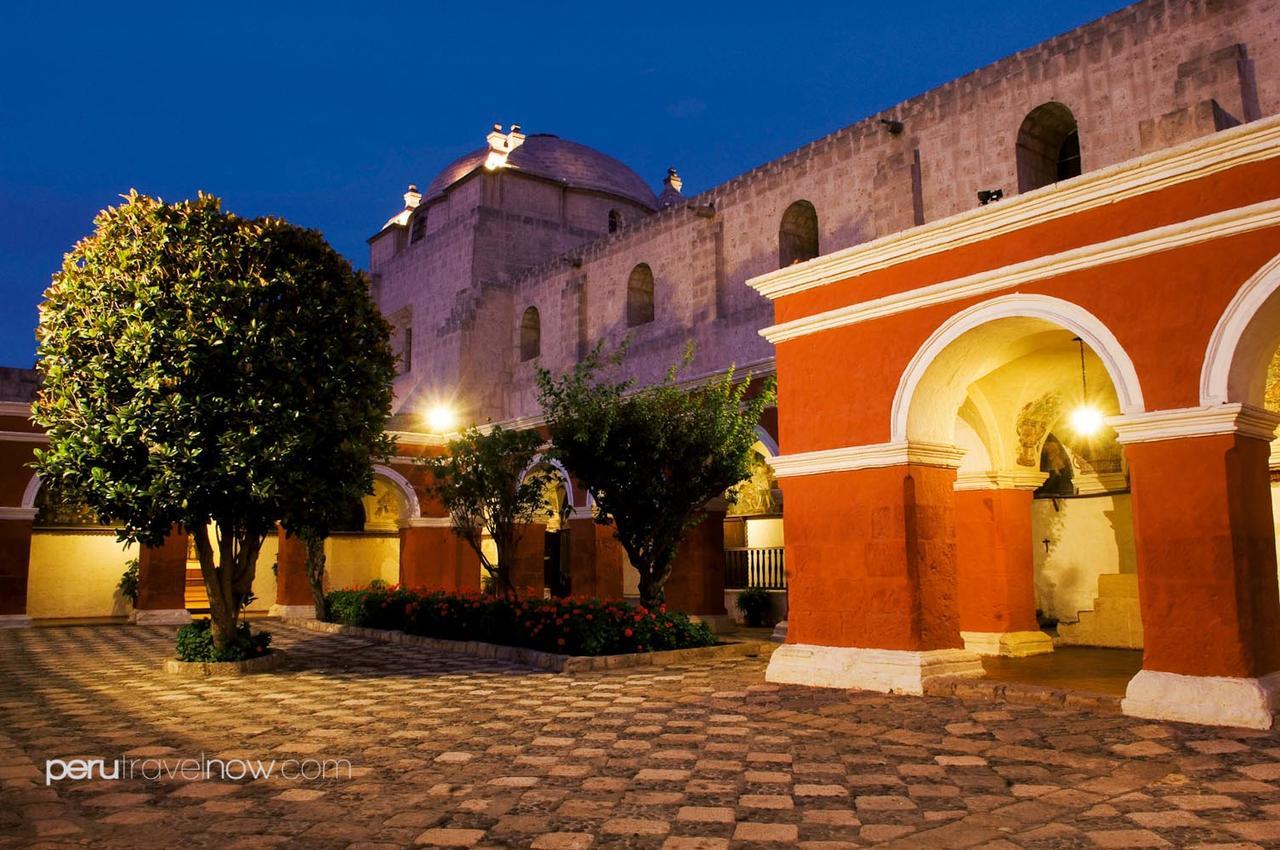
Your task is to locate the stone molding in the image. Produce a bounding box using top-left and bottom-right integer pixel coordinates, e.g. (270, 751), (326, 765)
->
(0, 615), (32, 629)
(748, 114), (1280, 301)
(268, 604), (317, 620)
(130, 609), (192, 626)
(759, 198), (1280, 344)
(1107, 403), (1280, 445)
(399, 516), (455, 529)
(0, 430), (47, 444)
(764, 643), (984, 695)
(953, 469), (1048, 491)
(1122, 668), (1280, 729)
(0, 401), (32, 418)
(767, 441), (964, 479)
(960, 630), (1055, 657)
(0, 507), (38, 521)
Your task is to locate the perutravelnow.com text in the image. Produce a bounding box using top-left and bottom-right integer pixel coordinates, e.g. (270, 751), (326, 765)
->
(45, 753), (352, 785)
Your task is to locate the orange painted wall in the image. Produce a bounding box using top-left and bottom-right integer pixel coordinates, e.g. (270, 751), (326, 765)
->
(511, 522), (546, 596)
(665, 511), (728, 616)
(0, 519), (31, 615)
(953, 489), (1039, 634)
(137, 527), (189, 611)
(398, 526), (481, 592)
(275, 529), (314, 606)
(1126, 434), (1280, 679)
(566, 517), (625, 599)
(0, 440), (36, 507)
(781, 464), (964, 651)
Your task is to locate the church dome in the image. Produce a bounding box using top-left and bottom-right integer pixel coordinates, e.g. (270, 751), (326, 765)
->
(423, 132), (658, 209)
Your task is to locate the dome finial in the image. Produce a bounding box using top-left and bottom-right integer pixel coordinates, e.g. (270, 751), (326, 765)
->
(658, 167), (684, 208)
(485, 123), (527, 171)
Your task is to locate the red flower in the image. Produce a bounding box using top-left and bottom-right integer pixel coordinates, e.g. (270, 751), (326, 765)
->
(624, 628), (633, 638)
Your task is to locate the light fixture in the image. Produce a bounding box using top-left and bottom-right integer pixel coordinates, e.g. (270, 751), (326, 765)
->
(425, 403), (457, 434)
(1070, 336), (1102, 436)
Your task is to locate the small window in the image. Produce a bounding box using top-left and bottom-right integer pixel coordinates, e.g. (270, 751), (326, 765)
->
(388, 307), (413, 374)
(626, 264), (655, 327)
(410, 211), (427, 243)
(1016, 102), (1082, 192)
(608, 209), (623, 233)
(402, 326), (413, 373)
(779, 201), (819, 268)
(520, 306), (541, 361)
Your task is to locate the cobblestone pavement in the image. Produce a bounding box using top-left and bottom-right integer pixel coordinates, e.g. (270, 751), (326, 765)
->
(3, 625), (1280, 849)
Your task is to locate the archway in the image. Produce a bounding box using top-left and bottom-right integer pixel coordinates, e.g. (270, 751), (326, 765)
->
(779, 200), (819, 268)
(518, 456), (574, 597)
(898, 295), (1144, 688)
(626, 264), (655, 327)
(1016, 102), (1081, 192)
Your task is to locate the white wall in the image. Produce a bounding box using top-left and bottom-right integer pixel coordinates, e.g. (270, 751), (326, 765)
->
(1032, 494), (1136, 623)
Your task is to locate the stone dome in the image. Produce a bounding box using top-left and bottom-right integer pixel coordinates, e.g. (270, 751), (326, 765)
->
(423, 133), (658, 209)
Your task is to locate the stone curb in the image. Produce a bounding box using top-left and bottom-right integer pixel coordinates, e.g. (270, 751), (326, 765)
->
(285, 618), (774, 672)
(924, 675), (1122, 714)
(163, 650), (289, 678)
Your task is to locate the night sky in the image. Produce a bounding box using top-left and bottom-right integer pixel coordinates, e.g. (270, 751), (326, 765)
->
(0, 0), (1129, 367)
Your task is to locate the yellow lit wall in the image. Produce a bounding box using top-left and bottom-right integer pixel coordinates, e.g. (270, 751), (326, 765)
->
(28, 531), (135, 620)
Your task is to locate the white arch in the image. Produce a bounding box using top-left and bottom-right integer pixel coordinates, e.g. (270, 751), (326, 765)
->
(753, 426), (780, 458)
(891, 294), (1146, 443)
(371, 464), (420, 519)
(1200, 251), (1280, 407)
(522, 454), (576, 509)
(21, 473), (40, 509)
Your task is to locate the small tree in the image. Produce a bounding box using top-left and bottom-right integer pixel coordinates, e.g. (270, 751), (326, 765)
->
(423, 426), (551, 599)
(537, 342), (775, 607)
(33, 192), (395, 654)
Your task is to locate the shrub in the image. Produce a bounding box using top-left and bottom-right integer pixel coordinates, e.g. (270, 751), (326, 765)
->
(324, 585), (717, 656)
(736, 587), (774, 627)
(175, 620), (272, 662)
(118, 559), (140, 606)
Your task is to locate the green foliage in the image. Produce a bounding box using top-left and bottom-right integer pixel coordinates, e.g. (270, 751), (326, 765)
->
(118, 559), (140, 606)
(735, 586), (774, 627)
(175, 619), (272, 662)
(536, 341), (776, 606)
(325, 585), (716, 656)
(422, 425), (551, 598)
(32, 191), (395, 651)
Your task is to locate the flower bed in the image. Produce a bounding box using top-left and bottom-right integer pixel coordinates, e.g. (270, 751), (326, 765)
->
(325, 585), (716, 656)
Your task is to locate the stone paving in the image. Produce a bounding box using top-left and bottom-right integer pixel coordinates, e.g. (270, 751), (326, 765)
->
(3, 625), (1280, 849)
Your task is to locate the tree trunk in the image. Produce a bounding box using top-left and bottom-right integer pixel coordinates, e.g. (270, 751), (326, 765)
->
(492, 536), (517, 600)
(194, 525), (239, 655)
(304, 534), (328, 620)
(637, 567), (669, 609)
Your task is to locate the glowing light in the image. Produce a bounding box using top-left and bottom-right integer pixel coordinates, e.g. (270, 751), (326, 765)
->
(1070, 405), (1104, 436)
(425, 403), (457, 434)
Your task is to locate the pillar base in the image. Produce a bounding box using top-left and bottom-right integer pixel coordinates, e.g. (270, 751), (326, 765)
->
(771, 620), (788, 643)
(0, 614), (32, 629)
(270, 604), (318, 620)
(131, 609), (192, 626)
(1121, 669), (1280, 729)
(961, 630), (1054, 657)
(689, 613), (735, 634)
(765, 643), (984, 695)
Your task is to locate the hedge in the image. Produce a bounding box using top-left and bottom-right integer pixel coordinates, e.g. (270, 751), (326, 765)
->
(325, 585), (717, 656)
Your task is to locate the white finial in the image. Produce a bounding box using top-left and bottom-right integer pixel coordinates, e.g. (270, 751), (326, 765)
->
(403, 184), (421, 208)
(485, 123), (527, 171)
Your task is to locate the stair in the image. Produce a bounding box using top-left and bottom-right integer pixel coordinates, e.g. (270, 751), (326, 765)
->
(184, 563), (209, 613)
(1056, 573), (1142, 649)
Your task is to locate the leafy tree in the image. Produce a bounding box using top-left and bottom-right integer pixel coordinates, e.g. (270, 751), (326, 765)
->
(423, 425), (551, 599)
(33, 191), (396, 653)
(536, 342), (775, 607)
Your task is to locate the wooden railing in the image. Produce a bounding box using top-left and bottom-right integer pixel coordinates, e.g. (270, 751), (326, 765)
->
(724, 547), (786, 590)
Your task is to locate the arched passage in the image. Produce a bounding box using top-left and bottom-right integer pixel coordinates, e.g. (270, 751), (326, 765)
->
(779, 200), (819, 268)
(899, 295), (1144, 665)
(626, 263), (655, 327)
(520, 306), (541, 362)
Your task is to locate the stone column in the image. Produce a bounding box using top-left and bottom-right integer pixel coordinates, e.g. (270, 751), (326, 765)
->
(132, 525), (192, 625)
(399, 519), (482, 592)
(765, 447), (983, 695)
(1112, 405), (1280, 728)
(566, 513), (625, 599)
(665, 506), (731, 630)
(511, 522), (547, 598)
(953, 470), (1053, 657)
(0, 509), (34, 628)
(271, 528), (315, 618)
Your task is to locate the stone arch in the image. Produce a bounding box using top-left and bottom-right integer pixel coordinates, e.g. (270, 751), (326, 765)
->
(892, 294), (1145, 446)
(370, 464), (420, 521)
(521, 453), (576, 510)
(779, 200), (819, 268)
(520, 306), (541, 362)
(753, 425), (779, 458)
(21, 473), (40, 509)
(626, 263), (655, 327)
(1200, 250), (1280, 408)
(1016, 102), (1081, 192)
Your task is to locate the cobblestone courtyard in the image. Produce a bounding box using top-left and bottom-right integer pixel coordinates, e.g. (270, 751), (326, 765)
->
(3, 625), (1280, 849)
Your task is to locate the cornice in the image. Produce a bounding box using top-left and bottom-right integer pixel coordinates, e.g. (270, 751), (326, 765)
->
(0, 402), (33, 418)
(767, 441), (964, 479)
(760, 198), (1280, 344)
(953, 469), (1048, 491)
(0, 507), (38, 521)
(1107, 403), (1280, 445)
(748, 114), (1280, 301)
(399, 517), (455, 529)
(0, 430), (47, 444)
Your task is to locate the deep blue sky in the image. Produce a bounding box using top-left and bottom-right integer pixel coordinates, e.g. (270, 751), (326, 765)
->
(0, 0), (1129, 368)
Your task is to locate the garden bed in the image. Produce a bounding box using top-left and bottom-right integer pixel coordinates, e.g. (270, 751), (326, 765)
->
(163, 650), (288, 678)
(289, 618), (771, 673)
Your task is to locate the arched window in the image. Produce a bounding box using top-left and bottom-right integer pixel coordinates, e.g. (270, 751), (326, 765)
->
(779, 200), (819, 268)
(520, 306), (541, 361)
(608, 209), (623, 233)
(1016, 102), (1081, 192)
(626, 264), (655, 327)
(410, 210), (427, 243)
